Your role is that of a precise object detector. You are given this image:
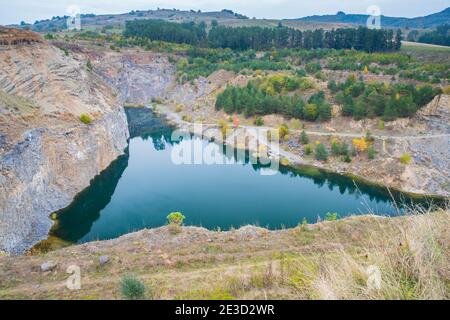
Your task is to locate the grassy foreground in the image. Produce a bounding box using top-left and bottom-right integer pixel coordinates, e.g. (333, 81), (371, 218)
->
(0, 210), (448, 300)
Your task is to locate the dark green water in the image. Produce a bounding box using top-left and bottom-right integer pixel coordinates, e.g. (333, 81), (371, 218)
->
(51, 108), (440, 244)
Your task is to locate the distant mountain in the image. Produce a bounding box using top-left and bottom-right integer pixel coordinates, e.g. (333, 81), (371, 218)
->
(293, 7), (450, 29)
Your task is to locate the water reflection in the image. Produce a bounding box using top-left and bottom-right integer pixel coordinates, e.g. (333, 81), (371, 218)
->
(50, 108), (443, 244)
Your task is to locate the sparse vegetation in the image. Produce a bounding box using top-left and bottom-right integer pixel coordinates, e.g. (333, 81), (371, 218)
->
(254, 116), (264, 126)
(79, 113), (92, 125)
(324, 212), (338, 221)
(304, 144), (313, 155)
(167, 212), (185, 225)
(4, 209), (447, 300)
(86, 59), (93, 71)
(400, 153), (412, 164)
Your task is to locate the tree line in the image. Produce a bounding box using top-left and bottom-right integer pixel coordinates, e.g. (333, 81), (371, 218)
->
(124, 19), (402, 52)
(328, 75), (441, 121)
(417, 24), (450, 46)
(215, 80), (332, 122)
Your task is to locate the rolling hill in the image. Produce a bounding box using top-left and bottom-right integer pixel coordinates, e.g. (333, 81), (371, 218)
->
(292, 7), (450, 29)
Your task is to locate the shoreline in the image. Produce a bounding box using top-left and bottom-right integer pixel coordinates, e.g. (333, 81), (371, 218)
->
(152, 104), (449, 200)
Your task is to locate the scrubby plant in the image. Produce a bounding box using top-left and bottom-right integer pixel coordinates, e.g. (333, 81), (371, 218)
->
(304, 144), (313, 155)
(218, 119), (229, 137)
(167, 212), (186, 235)
(86, 59), (93, 71)
(120, 275), (146, 300)
(175, 104), (184, 112)
(315, 143), (329, 161)
(365, 130), (375, 143)
(278, 124), (289, 140)
(167, 212), (185, 226)
(300, 130), (309, 145)
(254, 116), (264, 126)
(400, 153), (412, 164)
(368, 146), (377, 160)
(181, 115), (192, 122)
(342, 154), (352, 163)
(352, 138), (368, 153)
(330, 139), (349, 156)
(79, 113), (92, 125)
(325, 212), (338, 221)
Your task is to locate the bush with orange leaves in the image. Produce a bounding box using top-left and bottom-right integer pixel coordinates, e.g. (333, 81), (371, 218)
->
(352, 137), (368, 153)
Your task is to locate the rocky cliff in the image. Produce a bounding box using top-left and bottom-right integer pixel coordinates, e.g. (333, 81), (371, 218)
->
(0, 32), (129, 254)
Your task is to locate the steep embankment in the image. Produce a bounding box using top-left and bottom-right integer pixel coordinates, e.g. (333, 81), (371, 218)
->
(0, 29), (129, 254)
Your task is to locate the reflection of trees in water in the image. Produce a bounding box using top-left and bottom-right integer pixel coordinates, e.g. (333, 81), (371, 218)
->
(220, 144), (442, 210)
(51, 150), (130, 243)
(54, 108), (444, 242)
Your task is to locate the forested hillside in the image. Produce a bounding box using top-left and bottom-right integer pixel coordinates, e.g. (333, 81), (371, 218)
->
(124, 19), (402, 52)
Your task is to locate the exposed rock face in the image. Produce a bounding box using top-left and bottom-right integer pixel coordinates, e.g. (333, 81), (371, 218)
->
(93, 51), (176, 103)
(0, 31), (129, 254)
(0, 27), (43, 45)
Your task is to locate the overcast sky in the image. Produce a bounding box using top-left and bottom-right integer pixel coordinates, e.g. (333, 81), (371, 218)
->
(1, 0), (449, 25)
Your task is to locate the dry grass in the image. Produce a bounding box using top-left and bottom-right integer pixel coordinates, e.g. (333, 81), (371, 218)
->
(0, 209), (448, 300)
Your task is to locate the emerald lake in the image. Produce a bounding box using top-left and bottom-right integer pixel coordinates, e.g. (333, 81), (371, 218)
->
(50, 108), (440, 244)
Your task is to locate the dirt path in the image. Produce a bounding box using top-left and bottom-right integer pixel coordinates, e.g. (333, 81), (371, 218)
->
(156, 104), (450, 141)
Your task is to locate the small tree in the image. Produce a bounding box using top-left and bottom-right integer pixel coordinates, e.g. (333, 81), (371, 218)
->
(254, 116), (264, 126)
(120, 275), (146, 300)
(342, 154), (352, 163)
(167, 212), (185, 226)
(315, 143), (329, 161)
(218, 120), (229, 138)
(352, 138), (368, 153)
(279, 125), (289, 139)
(331, 140), (341, 156)
(79, 113), (92, 125)
(86, 59), (93, 71)
(175, 104), (184, 112)
(365, 130), (375, 143)
(304, 144), (313, 155)
(325, 212), (338, 221)
(368, 146), (377, 160)
(300, 130), (309, 145)
(400, 153), (412, 164)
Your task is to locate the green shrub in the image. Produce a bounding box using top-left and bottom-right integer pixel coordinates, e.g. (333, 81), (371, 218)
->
(342, 154), (352, 163)
(325, 212), (338, 221)
(315, 143), (329, 161)
(400, 153), (412, 164)
(304, 144), (313, 155)
(120, 275), (146, 300)
(300, 130), (309, 145)
(368, 146), (377, 160)
(86, 59), (93, 71)
(331, 141), (340, 156)
(167, 212), (186, 226)
(365, 130), (375, 143)
(79, 114), (92, 125)
(181, 115), (192, 122)
(279, 125), (289, 139)
(254, 116), (264, 126)
(175, 104), (184, 112)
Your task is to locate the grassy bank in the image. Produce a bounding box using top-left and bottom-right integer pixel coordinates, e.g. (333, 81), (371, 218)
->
(0, 209), (448, 300)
